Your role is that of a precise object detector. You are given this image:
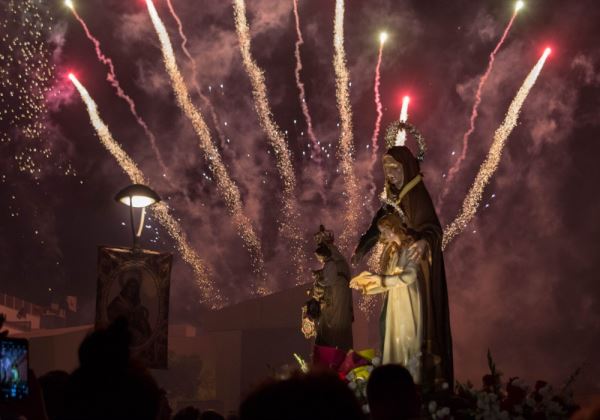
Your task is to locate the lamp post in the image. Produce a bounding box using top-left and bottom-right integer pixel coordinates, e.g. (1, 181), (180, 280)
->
(115, 184), (161, 250)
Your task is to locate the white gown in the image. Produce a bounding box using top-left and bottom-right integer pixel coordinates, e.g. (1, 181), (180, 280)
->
(367, 240), (427, 383)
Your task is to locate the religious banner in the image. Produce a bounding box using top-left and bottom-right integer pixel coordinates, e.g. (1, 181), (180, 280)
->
(96, 246), (172, 368)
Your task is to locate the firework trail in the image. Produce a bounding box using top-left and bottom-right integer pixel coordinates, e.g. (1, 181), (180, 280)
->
(442, 48), (550, 249)
(366, 33), (388, 207)
(292, 0), (320, 159)
(144, 0), (269, 294)
(232, 0), (307, 284)
(363, 32), (388, 209)
(64, 0), (171, 182)
(439, 3), (523, 207)
(164, 0), (228, 149)
(370, 32), (388, 155)
(333, 0), (361, 249)
(69, 74), (224, 307)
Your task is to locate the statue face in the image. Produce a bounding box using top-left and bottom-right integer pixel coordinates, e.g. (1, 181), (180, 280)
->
(383, 156), (404, 189)
(380, 226), (399, 245)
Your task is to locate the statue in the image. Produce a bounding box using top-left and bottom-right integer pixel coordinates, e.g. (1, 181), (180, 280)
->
(302, 226), (353, 351)
(351, 145), (453, 391)
(351, 213), (427, 382)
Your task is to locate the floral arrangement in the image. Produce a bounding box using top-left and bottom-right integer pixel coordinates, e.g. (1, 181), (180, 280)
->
(426, 351), (580, 420)
(294, 348), (580, 419)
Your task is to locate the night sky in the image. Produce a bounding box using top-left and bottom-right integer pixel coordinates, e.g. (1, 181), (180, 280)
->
(1, 0), (599, 392)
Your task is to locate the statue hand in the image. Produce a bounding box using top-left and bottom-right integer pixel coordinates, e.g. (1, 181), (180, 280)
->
(350, 271), (382, 294)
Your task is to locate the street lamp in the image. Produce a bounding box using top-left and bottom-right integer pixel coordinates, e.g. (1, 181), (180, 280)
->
(115, 184), (160, 250)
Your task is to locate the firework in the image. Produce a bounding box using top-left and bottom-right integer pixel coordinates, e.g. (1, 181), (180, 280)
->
(333, 0), (360, 249)
(0, 0), (75, 178)
(370, 32), (388, 154)
(164, 0), (229, 150)
(442, 48), (551, 249)
(395, 95), (410, 146)
(293, 0), (320, 159)
(145, 0), (268, 293)
(232, 0), (307, 284)
(440, 2), (523, 206)
(366, 32), (389, 210)
(69, 74), (224, 307)
(65, 0), (171, 182)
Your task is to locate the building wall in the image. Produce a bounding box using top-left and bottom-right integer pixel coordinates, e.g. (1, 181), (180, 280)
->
(0, 293), (42, 333)
(8, 284), (377, 414)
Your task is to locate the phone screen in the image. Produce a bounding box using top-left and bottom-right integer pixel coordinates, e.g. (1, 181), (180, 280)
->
(0, 338), (29, 400)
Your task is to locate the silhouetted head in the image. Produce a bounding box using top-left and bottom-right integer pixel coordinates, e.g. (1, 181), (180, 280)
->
(367, 364), (420, 420)
(240, 370), (364, 420)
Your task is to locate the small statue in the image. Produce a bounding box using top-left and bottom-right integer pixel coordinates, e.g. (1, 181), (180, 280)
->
(301, 227), (354, 351)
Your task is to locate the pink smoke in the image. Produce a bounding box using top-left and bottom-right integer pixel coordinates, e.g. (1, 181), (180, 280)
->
(164, 0), (228, 150)
(439, 10), (518, 208)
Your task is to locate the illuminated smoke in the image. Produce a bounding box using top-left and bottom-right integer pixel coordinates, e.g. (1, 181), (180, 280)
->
(333, 0), (361, 249)
(164, 0), (229, 150)
(145, 0), (268, 293)
(65, 0), (170, 181)
(439, 6), (521, 206)
(292, 0), (320, 160)
(442, 48), (551, 249)
(232, 0), (307, 284)
(69, 74), (224, 307)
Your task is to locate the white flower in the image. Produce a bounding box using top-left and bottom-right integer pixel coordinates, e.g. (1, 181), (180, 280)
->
(362, 404), (370, 414)
(348, 381), (357, 390)
(513, 378), (528, 391)
(539, 384), (553, 400)
(436, 407), (450, 418)
(371, 356), (381, 366)
(428, 400), (438, 413)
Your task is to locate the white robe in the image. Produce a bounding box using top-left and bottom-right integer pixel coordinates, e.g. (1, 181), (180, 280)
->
(368, 240), (427, 383)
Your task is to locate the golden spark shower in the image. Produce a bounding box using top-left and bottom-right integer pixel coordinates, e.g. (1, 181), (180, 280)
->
(144, 0), (268, 293)
(443, 47), (551, 249)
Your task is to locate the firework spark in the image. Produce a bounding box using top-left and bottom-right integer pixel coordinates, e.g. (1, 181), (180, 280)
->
(0, 0), (76, 178)
(442, 48), (551, 249)
(357, 241), (386, 318)
(145, 0), (268, 293)
(333, 0), (361, 249)
(440, 3), (522, 206)
(232, 0), (307, 284)
(69, 73), (224, 307)
(370, 32), (387, 154)
(65, 0), (171, 182)
(292, 0), (320, 160)
(164, 0), (229, 150)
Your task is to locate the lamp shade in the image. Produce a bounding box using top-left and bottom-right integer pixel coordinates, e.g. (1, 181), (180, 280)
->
(115, 184), (161, 208)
